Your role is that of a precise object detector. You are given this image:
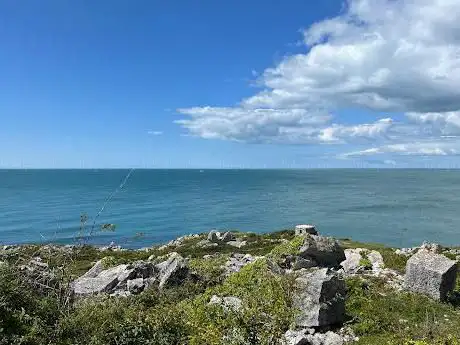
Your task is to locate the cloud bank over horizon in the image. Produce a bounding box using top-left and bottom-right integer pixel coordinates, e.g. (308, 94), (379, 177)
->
(176, 0), (460, 162)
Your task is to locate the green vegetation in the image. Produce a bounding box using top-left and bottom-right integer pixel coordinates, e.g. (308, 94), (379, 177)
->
(347, 276), (460, 344)
(1, 230), (460, 344)
(268, 235), (304, 261)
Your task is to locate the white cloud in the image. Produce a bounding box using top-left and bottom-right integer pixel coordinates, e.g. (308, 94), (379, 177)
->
(406, 111), (460, 136)
(177, 107), (398, 144)
(148, 131), (163, 136)
(318, 118), (394, 143)
(343, 141), (460, 157)
(176, 0), (460, 158)
(244, 0), (460, 112)
(176, 107), (332, 143)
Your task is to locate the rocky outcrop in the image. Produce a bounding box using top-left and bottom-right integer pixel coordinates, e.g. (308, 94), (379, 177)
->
(72, 264), (135, 295)
(227, 239), (247, 248)
(207, 230), (236, 243)
(293, 268), (346, 328)
(223, 253), (261, 275)
(72, 253), (189, 295)
(404, 249), (457, 301)
(298, 235), (346, 268)
(395, 241), (443, 256)
(157, 234), (201, 251)
(156, 252), (188, 289)
(340, 248), (384, 275)
(196, 231), (245, 248)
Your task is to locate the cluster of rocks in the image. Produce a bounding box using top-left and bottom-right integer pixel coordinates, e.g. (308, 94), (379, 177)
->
(340, 248), (384, 275)
(395, 241), (443, 256)
(72, 252), (190, 296)
(274, 229), (351, 344)
(157, 233), (201, 251)
(63, 225), (459, 344)
(284, 327), (357, 345)
(223, 253), (260, 275)
(196, 230), (247, 249)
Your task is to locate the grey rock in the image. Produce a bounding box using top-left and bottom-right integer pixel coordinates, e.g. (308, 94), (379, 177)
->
(395, 247), (417, 256)
(293, 257), (317, 271)
(82, 259), (105, 278)
(340, 248), (384, 275)
(209, 295), (242, 312)
(298, 235), (346, 267)
(73, 264), (134, 295)
(283, 330), (344, 345)
(221, 231), (235, 242)
(73, 260), (157, 295)
(420, 241), (442, 254)
(223, 253), (261, 275)
(207, 230), (220, 242)
(127, 278), (145, 294)
(367, 250), (384, 272)
(227, 239), (247, 248)
(404, 249), (457, 301)
(196, 239), (218, 248)
(308, 332), (344, 345)
(293, 268), (346, 327)
(340, 249), (363, 274)
(295, 224), (318, 236)
(156, 252), (188, 289)
(283, 329), (313, 345)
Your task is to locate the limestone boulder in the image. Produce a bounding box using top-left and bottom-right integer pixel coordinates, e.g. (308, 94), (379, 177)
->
(340, 248), (384, 275)
(404, 249), (457, 301)
(293, 268), (346, 327)
(298, 235), (346, 267)
(155, 252), (189, 289)
(72, 264), (134, 295)
(283, 329), (344, 345)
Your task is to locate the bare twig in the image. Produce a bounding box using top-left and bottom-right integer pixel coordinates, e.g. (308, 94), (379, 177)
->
(88, 168), (135, 239)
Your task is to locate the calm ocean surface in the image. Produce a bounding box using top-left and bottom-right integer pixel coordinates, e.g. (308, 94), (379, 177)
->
(1, 169), (459, 248)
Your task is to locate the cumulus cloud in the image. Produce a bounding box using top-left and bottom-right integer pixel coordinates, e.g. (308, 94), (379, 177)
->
(177, 107), (399, 144)
(176, 107), (332, 143)
(244, 0), (460, 112)
(176, 0), (460, 158)
(406, 111), (460, 136)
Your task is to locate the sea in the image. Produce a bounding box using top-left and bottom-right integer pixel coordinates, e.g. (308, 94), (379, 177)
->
(0, 169), (459, 248)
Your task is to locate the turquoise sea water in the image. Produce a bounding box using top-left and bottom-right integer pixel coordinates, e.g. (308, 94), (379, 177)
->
(0, 169), (459, 248)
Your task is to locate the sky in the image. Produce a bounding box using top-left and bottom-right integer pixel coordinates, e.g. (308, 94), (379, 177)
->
(1, 0), (460, 169)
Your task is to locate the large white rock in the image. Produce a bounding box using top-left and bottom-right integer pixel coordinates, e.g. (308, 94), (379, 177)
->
(283, 330), (344, 345)
(156, 252), (188, 289)
(72, 264), (134, 295)
(340, 248), (384, 275)
(293, 268), (346, 327)
(404, 249), (457, 301)
(298, 235), (346, 267)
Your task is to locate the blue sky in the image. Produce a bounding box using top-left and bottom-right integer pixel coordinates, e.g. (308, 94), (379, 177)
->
(1, 0), (460, 168)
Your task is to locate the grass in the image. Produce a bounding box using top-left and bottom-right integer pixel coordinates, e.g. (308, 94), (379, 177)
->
(346, 276), (460, 344)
